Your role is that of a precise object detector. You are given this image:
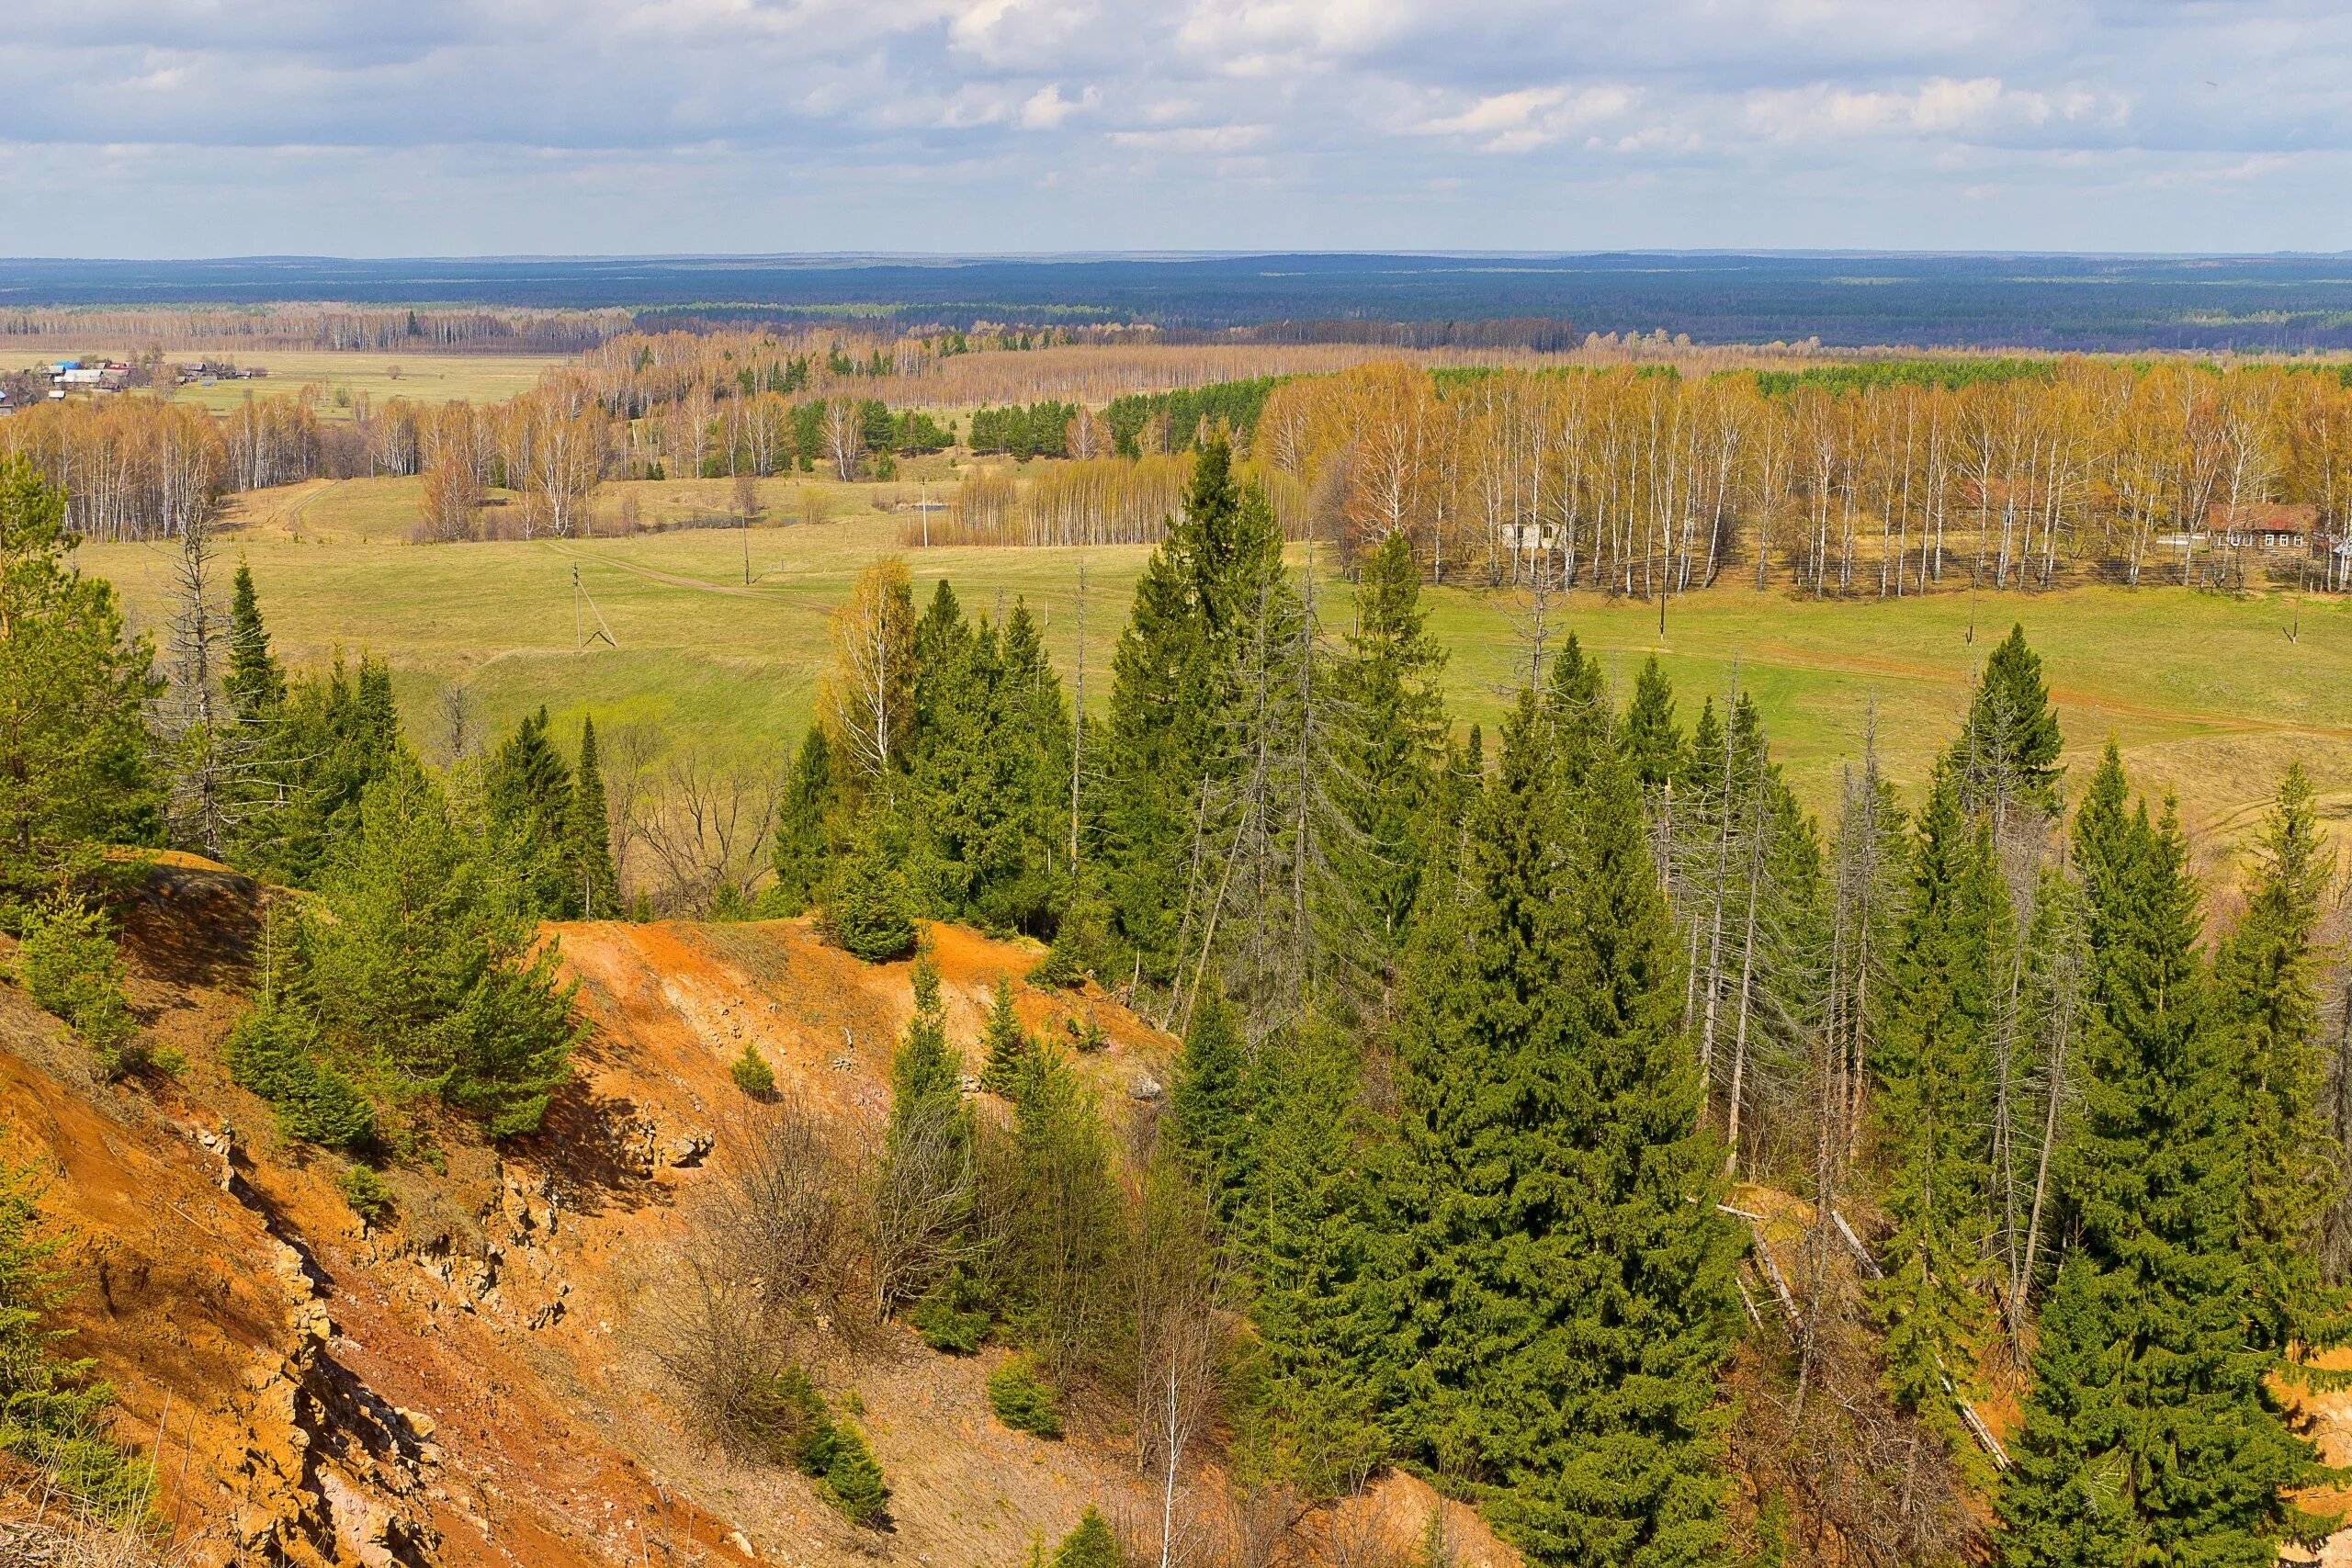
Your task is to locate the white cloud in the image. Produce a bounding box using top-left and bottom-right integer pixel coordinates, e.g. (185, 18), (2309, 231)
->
(1415, 85), (1639, 152)
(1019, 82), (1098, 129)
(0, 0), (2342, 251)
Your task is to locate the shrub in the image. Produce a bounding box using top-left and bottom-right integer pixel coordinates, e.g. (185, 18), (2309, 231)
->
(748, 1365), (835, 1474)
(1055, 1507), (1121, 1568)
(820, 854), (917, 963)
(820, 1420), (889, 1526)
(337, 1165), (395, 1226)
(14, 895), (137, 1070)
(986, 1357), (1062, 1439)
(910, 1266), (991, 1354)
(729, 1042), (776, 1099)
(745, 1368), (888, 1526)
(224, 998), (377, 1151)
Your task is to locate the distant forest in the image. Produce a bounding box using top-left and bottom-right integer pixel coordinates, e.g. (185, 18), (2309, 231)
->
(6, 253), (2352, 352)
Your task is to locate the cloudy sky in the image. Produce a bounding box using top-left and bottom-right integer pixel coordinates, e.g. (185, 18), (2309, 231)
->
(2, 0), (2346, 257)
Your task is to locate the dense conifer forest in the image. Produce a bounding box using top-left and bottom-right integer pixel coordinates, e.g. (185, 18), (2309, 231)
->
(6, 427), (2349, 1567)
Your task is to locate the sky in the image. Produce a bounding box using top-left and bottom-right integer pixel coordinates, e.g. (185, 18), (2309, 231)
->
(2, 0), (2347, 258)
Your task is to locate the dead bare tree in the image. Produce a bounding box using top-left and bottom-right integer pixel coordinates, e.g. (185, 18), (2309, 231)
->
(634, 747), (781, 915)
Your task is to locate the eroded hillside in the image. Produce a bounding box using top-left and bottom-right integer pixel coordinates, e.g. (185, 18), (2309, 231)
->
(0, 862), (1507, 1568)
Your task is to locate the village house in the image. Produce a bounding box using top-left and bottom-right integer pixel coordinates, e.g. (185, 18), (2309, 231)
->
(2204, 501), (2319, 551)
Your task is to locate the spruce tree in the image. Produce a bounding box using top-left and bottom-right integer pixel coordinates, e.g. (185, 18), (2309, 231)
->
(567, 716), (620, 919)
(1621, 655), (1683, 792)
(225, 561), (286, 722)
(1998, 750), (2324, 1568)
(1544, 632), (1611, 789)
(1238, 1012), (1383, 1499)
(2211, 761), (2343, 1354)
(484, 705), (577, 919)
(1368, 694), (1742, 1568)
(893, 950), (967, 1129)
(978, 974), (1032, 1095)
(1338, 531), (1449, 958)
(1869, 763), (2004, 1468)
(0, 456), (161, 909)
(772, 726), (839, 917)
(1102, 437), (1283, 976)
(1952, 624), (2064, 822)
(1169, 987), (1253, 1220)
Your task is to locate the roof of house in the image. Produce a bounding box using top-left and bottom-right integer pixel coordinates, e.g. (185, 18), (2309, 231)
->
(2205, 502), (2319, 535)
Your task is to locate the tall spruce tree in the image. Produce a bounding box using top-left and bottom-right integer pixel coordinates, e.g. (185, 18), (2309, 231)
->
(1998, 745), (2324, 1568)
(1952, 624), (2064, 824)
(772, 726), (839, 916)
(225, 561), (286, 722)
(1231, 1013), (1383, 1499)
(2211, 761), (2343, 1355)
(1337, 531), (1449, 960)
(1102, 437), (1283, 977)
(567, 716), (620, 919)
(1169, 987), (1253, 1221)
(484, 705), (576, 918)
(1869, 763), (2004, 1468)
(1366, 693), (1742, 1568)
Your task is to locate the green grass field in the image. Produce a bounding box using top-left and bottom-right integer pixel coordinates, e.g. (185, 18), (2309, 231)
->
(28, 349), (565, 417)
(80, 476), (2352, 874)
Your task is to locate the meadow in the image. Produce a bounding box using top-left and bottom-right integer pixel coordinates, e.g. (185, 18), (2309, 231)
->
(79, 474), (2352, 883)
(28, 348), (564, 416)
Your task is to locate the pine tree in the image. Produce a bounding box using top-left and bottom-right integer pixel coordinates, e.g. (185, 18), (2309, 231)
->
(567, 716), (620, 919)
(306, 750), (580, 1137)
(2211, 761), (2343, 1354)
(1869, 763), (2004, 1469)
(1367, 694), (1742, 1568)
(1998, 750), (2324, 1568)
(772, 726), (838, 917)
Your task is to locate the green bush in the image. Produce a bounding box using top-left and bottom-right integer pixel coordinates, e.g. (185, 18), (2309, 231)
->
(820, 1419), (889, 1526)
(820, 843), (916, 963)
(910, 1269), (991, 1354)
(744, 1368), (888, 1526)
(14, 895), (137, 1070)
(729, 1042), (776, 1098)
(986, 1357), (1063, 1439)
(741, 1364), (832, 1472)
(1055, 1507), (1121, 1568)
(224, 997), (377, 1150)
(337, 1165), (395, 1225)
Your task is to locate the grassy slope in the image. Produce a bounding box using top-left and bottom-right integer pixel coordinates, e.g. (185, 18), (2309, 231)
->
(82, 476), (2352, 860)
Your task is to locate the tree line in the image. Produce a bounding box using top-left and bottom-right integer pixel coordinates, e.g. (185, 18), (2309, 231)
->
(1259, 358), (2352, 595)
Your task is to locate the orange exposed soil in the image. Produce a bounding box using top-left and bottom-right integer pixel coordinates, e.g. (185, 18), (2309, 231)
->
(1, 863), (1504, 1568)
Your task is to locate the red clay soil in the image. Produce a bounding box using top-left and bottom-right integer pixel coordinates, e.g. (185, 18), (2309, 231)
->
(6, 868), (1512, 1568)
